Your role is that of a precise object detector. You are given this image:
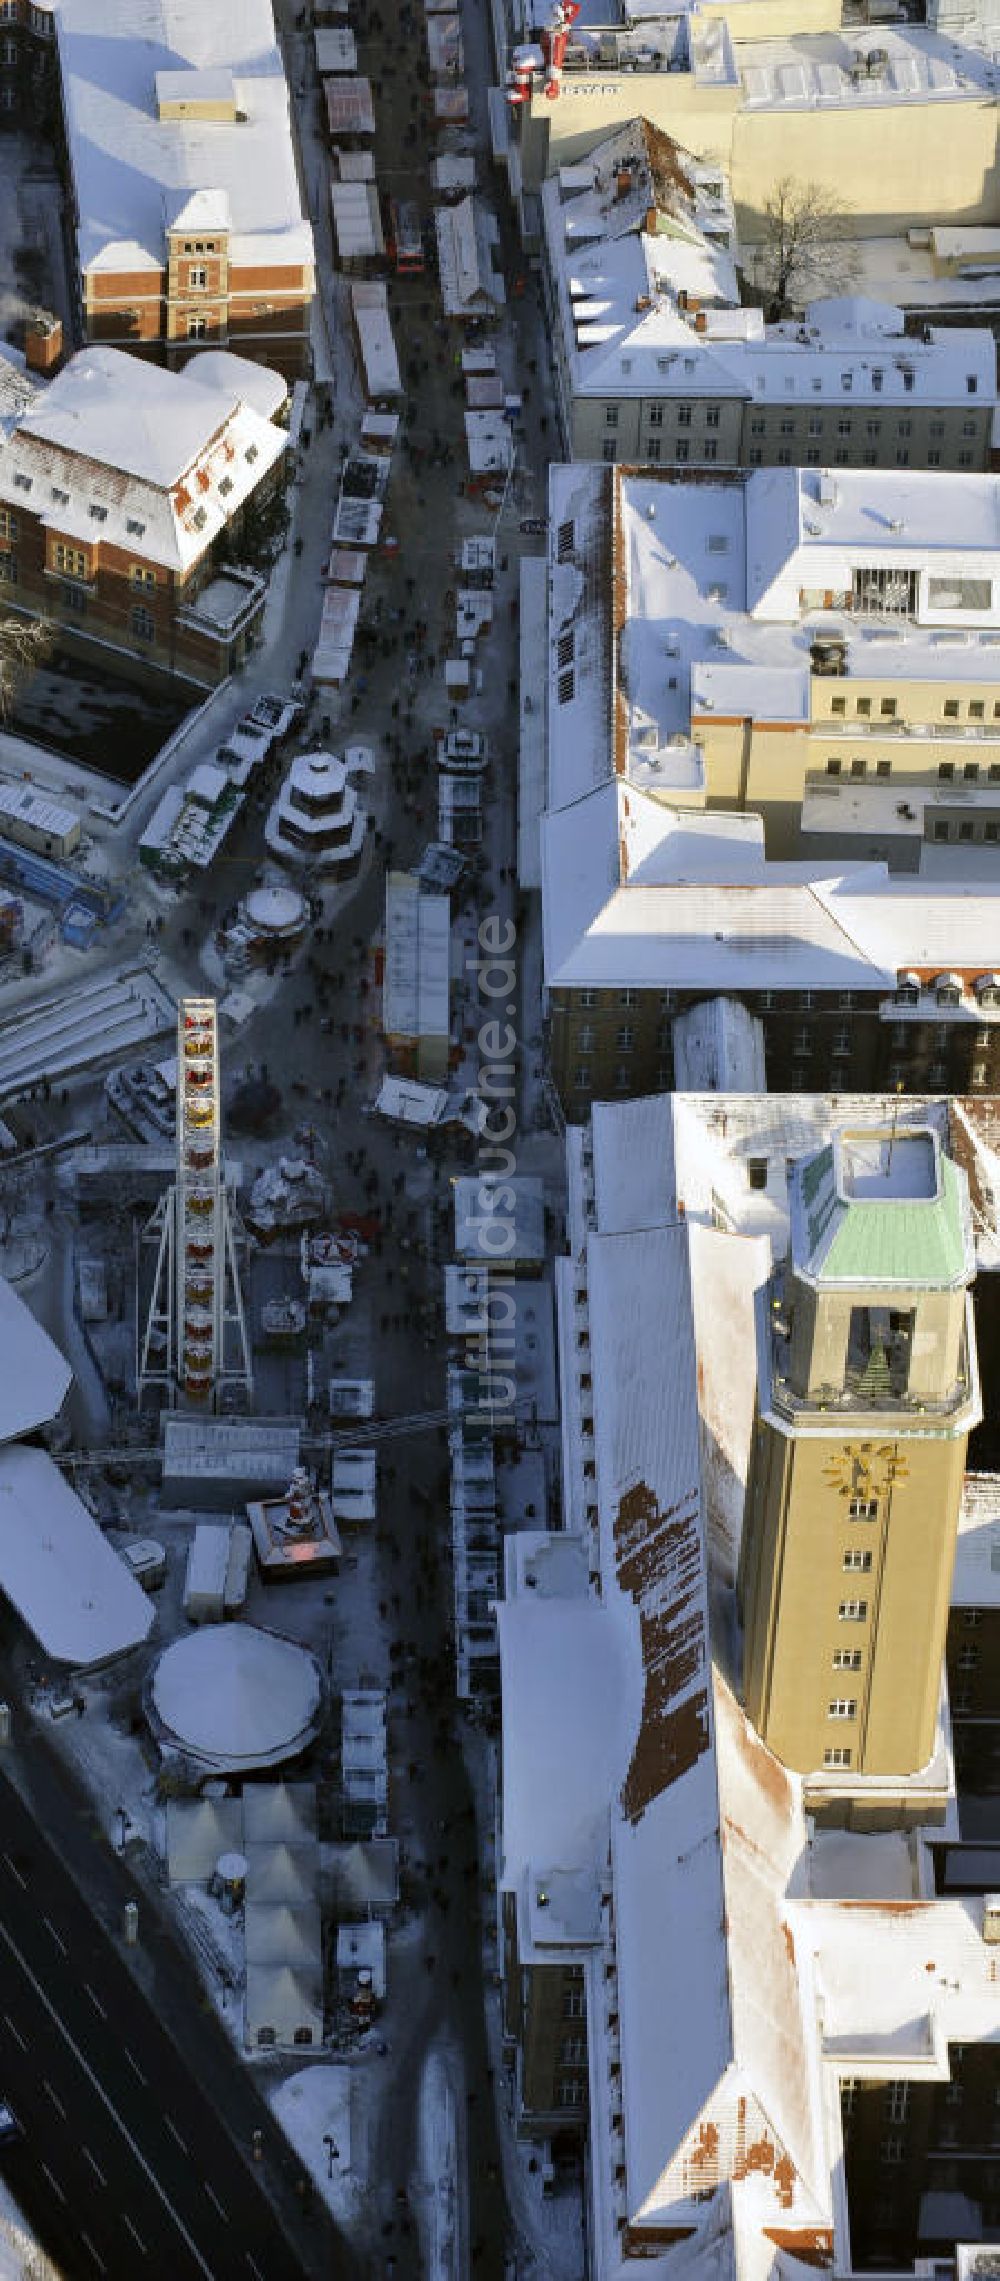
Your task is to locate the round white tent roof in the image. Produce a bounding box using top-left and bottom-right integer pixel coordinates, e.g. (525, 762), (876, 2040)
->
(150, 1624), (322, 1771)
(243, 884), (307, 935)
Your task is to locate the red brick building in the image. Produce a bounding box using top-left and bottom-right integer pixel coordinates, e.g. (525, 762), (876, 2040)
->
(0, 345), (289, 684)
(53, 0), (314, 376)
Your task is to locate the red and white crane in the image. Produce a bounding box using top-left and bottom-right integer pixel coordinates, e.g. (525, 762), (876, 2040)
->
(507, 0), (593, 104)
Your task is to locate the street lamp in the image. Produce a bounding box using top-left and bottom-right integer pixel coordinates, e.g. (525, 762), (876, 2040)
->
(323, 2133), (339, 2178)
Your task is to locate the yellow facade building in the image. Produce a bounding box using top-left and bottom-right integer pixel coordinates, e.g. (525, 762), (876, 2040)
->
(543, 459), (1000, 869)
(508, 18), (1000, 243)
(739, 1123), (980, 1795)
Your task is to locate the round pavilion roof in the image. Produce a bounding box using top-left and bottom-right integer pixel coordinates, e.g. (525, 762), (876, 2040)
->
(149, 1624), (322, 1771)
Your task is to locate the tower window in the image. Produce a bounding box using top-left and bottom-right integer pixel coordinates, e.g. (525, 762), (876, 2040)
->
(839, 1599), (868, 1620)
(843, 1550), (872, 1573)
(824, 1746), (852, 1767)
(828, 1699), (858, 1720)
(833, 1648), (862, 1670)
(848, 1498), (878, 1521)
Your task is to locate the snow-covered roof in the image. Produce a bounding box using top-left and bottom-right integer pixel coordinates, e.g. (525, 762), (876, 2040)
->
(500, 1202), (829, 2270)
(737, 24), (1000, 113)
(323, 75), (375, 134)
(149, 1623), (322, 1769)
(382, 870), (451, 1047)
(56, 0), (314, 275)
(435, 196), (505, 318)
(2, 347), (287, 574)
(350, 281), (402, 398)
(547, 463), (1000, 821)
(453, 1175), (546, 1263)
(951, 1474), (1000, 1609)
(541, 779), (1000, 992)
(545, 121), (993, 412)
(500, 1084), (1000, 2279)
(0, 1445), (153, 1667)
(330, 180), (384, 261)
(0, 347), (38, 439)
(0, 1276), (72, 1440)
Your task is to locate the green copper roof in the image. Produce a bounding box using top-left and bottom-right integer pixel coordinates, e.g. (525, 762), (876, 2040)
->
(795, 1131), (972, 1288)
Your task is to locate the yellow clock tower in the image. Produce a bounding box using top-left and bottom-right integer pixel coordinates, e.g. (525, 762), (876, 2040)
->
(739, 1123), (980, 1796)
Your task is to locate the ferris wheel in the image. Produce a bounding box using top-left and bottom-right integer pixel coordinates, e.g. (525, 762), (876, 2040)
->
(138, 995), (251, 1411)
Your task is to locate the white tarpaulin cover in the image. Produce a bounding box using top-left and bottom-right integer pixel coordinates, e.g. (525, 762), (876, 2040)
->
(0, 1444), (154, 1667)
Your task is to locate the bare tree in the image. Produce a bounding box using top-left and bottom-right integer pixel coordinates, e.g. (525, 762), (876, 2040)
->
(755, 177), (857, 320)
(0, 614), (50, 719)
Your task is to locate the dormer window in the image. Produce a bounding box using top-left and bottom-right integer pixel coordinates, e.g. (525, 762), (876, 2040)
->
(895, 972), (920, 1006)
(12, 472), (30, 493)
(975, 973), (1000, 1008)
(968, 375), (979, 394)
(88, 504), (107, 523)
(935, 973), (963, 1007)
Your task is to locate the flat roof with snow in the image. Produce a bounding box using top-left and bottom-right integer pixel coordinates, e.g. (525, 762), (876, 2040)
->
(0, 1276), (72, 1441)
(498, 1087), (1000, 2280)
(0, 1445), (153, 1667)
(541, 780), (1000, 993)
(547, 462), (1000, 819)
(150, 1623), (322, 1770)
(56, 0), (314, 276)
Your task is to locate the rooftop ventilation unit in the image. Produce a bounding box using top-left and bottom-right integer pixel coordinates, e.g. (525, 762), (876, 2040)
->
(810, 635), (848, 676)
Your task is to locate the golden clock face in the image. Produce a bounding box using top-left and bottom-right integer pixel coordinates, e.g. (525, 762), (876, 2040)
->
(821, 1441), (910, 1498)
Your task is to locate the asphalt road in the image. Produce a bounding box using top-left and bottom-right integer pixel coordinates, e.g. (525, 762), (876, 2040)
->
(0, 1766), (346, 2281)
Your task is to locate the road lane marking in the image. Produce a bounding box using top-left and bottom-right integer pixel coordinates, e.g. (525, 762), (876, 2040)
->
(42, 2078), (66, 2117)
(165, 2116), (188, 2152)
(3, 2014), (26, 2051)
(0, 1919), (215, 2280)
(2, 1853), (25, 1888)
(203, 2180), (228, 2222)
(82, 2145), (107, 2186)
(42, 1916), (67, 1956)
(80, 2232), (106, 2274)
(125, 2048), (147, 2083)
(122, 2214), (147, 2256)
(84, 1984), (107, 2020)
(40, 2163), (66, 2203)
(245, 2258), (264, 2279)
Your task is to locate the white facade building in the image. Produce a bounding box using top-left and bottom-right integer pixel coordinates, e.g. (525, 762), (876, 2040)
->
(541, 120), (996, 469)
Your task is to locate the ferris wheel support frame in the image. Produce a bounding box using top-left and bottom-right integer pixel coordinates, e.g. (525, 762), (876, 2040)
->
(137, 995), (252, 1411)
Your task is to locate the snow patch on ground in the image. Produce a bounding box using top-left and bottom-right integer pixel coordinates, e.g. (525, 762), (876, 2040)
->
(270, 2066), (360, 2227)
(0, 2177), (63, 2280)
(411, 2032), (463, 2281)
